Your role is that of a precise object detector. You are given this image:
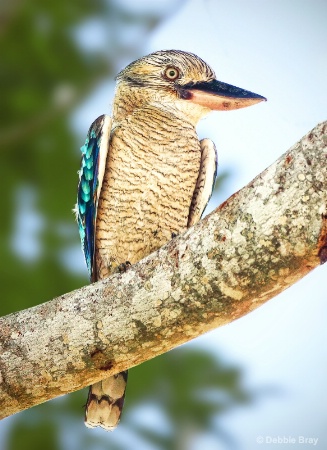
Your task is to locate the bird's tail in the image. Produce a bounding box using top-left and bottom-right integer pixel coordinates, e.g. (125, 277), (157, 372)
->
(84, 371), (128, 431)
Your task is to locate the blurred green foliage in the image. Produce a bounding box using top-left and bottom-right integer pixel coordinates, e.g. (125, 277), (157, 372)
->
(0, 1), (257, 448)
(0, 0), (170, 316)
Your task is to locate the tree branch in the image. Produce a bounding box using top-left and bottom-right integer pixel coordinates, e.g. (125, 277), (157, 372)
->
(1, 121), (326, 420)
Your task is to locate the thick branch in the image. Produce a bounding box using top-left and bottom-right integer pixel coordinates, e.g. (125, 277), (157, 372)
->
(1, 121), (326, 420)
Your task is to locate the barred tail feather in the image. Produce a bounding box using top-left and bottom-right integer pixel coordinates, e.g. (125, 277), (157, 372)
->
(85, 371), (128, 431)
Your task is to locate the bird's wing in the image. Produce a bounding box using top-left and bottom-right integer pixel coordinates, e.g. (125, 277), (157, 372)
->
(75, 115), (112, 281)
(187, 138), (218, 227)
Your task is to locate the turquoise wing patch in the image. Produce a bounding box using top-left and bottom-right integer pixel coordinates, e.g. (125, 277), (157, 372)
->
(76, 115), (109, 280)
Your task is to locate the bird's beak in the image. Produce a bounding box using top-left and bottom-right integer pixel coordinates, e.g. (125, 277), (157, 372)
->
(181, 79), (266, 110)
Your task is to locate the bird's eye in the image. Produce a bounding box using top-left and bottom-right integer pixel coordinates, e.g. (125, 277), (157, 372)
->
(164, 66), (180, 81)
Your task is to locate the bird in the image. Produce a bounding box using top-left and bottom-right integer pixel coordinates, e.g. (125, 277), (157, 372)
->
(75, 49), (266, 431)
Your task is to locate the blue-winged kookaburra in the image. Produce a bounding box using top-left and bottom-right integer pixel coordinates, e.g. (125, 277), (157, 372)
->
(76, 50), (266, 431)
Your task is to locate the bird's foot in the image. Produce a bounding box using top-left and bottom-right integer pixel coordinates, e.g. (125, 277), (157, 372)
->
(118, 261), (131, 273)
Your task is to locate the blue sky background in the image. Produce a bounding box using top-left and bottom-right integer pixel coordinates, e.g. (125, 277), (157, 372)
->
(152, 2), (327, 447)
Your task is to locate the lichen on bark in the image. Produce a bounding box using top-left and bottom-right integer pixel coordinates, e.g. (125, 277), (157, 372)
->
(0, 121), (326, 420)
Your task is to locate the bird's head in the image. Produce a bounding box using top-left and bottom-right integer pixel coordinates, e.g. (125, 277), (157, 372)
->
(113, 50), (266, 125)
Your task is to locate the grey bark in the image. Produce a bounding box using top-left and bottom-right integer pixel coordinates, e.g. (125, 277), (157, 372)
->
(0, 121), (326, 420)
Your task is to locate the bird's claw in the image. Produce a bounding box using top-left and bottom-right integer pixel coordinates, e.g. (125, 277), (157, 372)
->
(118, 261), (131, 273)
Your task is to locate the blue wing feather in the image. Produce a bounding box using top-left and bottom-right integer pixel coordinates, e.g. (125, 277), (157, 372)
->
(76, 115), (110, 281)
